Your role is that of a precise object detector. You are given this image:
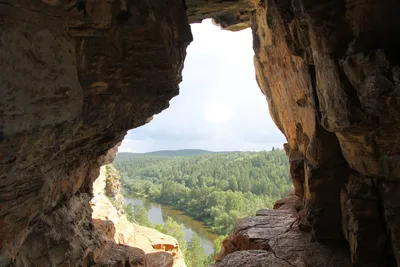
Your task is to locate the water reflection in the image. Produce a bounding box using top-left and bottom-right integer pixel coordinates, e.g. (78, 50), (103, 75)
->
(124, 194), (218, 256)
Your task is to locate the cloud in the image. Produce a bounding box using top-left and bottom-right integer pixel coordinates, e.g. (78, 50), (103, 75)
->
(204, 102), (233, 123)
(118, 139), (138, 153)
(119, 19), (286, 153)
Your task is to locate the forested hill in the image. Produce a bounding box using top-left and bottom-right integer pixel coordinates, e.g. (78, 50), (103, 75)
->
(114, 149), (292, 235)
(117, 149), (217, 158)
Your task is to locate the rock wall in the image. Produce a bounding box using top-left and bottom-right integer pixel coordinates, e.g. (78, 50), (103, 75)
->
(214, 195), (352, 267)
(0, 0), (191, 265)
(250, 0), (400, 266)
(1, 0), (400, 266)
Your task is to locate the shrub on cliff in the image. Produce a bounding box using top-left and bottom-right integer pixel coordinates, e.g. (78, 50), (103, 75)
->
(105, 164), (125, 212)
(105, 164), (121, 197)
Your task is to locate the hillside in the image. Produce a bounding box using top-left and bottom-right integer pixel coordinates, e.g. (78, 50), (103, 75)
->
(114, 149), (291, 235)
(117, 149), (220, 158)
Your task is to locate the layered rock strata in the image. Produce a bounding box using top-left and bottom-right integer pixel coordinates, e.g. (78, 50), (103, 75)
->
(214, 195), (352, 267)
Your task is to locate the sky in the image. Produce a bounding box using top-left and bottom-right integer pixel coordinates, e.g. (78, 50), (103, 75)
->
(119, 19), (286, 153)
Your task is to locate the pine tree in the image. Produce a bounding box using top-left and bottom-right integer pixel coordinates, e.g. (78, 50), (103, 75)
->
(186, 234), (206, 267)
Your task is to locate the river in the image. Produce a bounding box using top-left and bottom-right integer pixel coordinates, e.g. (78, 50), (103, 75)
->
(124, 194), (219, 256)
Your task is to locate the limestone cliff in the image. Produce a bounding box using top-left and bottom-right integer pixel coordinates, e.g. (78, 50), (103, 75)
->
(1, 0), (400, 266)
(91, 165), (186, 267)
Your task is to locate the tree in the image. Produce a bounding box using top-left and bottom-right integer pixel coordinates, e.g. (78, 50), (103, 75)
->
(155, 217), (187, 254)
(205, 235), (226, 265)
(133, 204), (153, 227)
(125, 203), (133, 221)
(186, 234), (206, 267)
(114, 149), (291, 236)
(228, 176), (238, 191)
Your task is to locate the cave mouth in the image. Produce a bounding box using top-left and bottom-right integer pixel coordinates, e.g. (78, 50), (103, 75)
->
(1, 2), (293, 265)
(112, 19), (292, 261)
(3, 0), (400, 266)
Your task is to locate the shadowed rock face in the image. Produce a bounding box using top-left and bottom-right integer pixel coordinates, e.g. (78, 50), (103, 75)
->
(251, 0), (400, 266)
(1, 0), (400, 266)
(0, 0), (191, 265)
(186, 0), (255, 24)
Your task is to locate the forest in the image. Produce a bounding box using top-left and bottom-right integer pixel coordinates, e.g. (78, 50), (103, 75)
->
(114, 149), (292, 236)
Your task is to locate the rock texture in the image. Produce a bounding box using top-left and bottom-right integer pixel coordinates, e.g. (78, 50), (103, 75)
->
(214, 195), (352, 267)
(214, 250), (294, 267)
(91, 166), (186, 267)
(186, 0), (255, 24)
(251, 0), (400, 266)
(0, 0), (191, 265)
(1, 0), (400, 266)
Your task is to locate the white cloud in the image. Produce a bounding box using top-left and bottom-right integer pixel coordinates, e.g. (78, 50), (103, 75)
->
(118, 139), (138, 153)
(119, 19), (286, 153)
(204, 102), (233, 123)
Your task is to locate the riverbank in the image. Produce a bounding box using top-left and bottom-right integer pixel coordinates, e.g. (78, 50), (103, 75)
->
(123, 193), (219, 256)
(114, 150), (291, 237)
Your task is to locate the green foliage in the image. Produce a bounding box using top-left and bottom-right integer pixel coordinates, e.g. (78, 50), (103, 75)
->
(123, 203), (153, 228)
(205, 236), (226, 265)
(118, 149), (216, 158)
(155, 217), (187, 254)
(107, 194), (123, 212)
(133, 204), (153, 228)
(124, 203), (133, 221)
(105, 164), (120, 196)
(186, 234), (207, 267)
(114, 149), (291, 236)
(212, 236), (225, 256)
(155, 217), (210, 267)
(105, 164), (125, 211)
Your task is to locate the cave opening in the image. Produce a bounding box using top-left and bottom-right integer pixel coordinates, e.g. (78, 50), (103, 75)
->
(110, 19), (291, 263)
